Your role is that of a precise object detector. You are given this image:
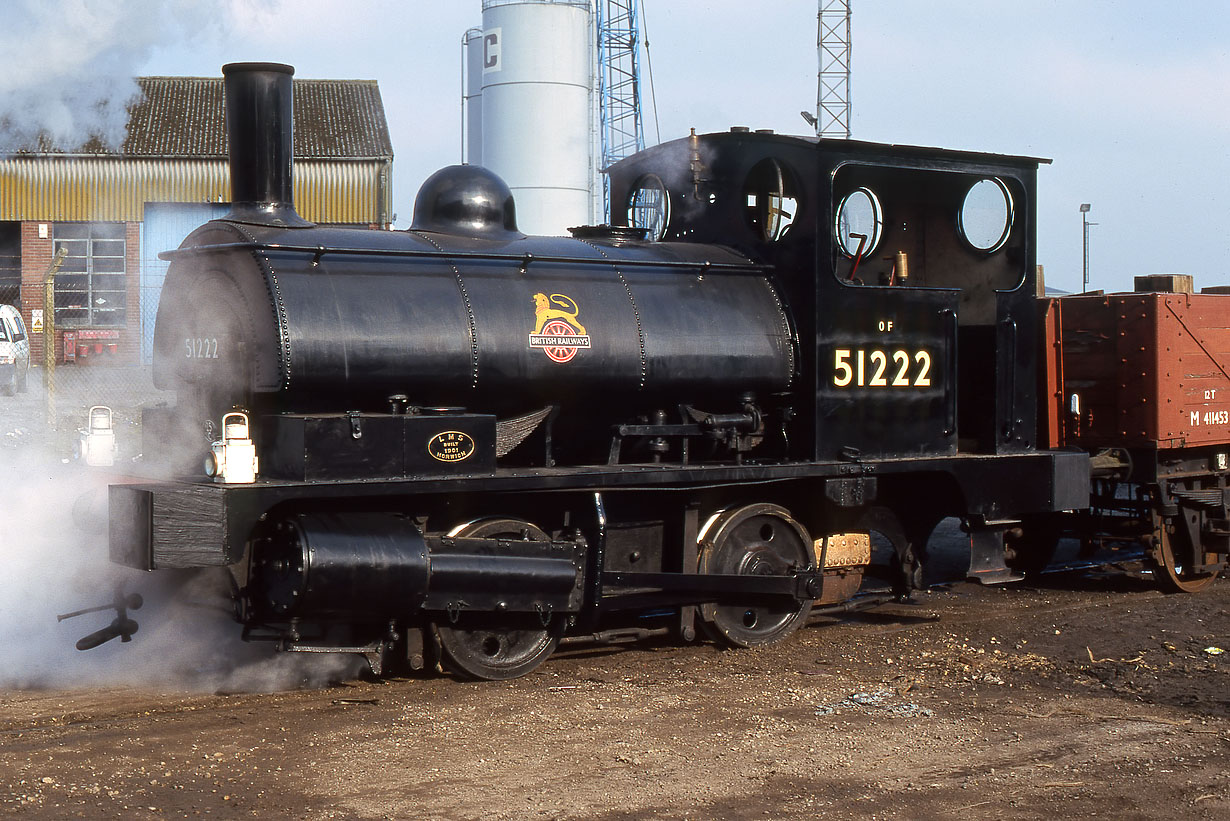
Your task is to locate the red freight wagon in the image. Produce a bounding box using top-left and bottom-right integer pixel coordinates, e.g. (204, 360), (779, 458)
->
(1036, 278), (1229, 592)
(1042, 290), (1230, 450)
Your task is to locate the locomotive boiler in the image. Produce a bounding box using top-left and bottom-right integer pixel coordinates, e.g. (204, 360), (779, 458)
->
(105, 62), (1100, 680)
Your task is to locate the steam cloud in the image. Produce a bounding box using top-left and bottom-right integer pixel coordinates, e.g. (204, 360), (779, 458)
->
(0, 442), (359, 691)
(0, 0), (364, 690)
(0, 0), (233, 150)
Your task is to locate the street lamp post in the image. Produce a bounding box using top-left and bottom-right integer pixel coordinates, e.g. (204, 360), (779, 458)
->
(1080, 203), (1097, 293)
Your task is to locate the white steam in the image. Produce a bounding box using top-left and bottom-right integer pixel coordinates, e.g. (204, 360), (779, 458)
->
(0, 0), (362, 690)
(0, 438), (359, 693)
(0, 0), (230, 150)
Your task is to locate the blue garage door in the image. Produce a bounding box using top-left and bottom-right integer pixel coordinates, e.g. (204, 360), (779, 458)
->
(140, 202), (228, 363)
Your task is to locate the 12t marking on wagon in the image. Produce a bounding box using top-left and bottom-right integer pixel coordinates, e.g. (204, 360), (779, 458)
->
(1189, 389), (1229, 427)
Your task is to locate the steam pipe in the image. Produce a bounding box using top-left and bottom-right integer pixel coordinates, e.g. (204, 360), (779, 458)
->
(222, 62), (312, 227)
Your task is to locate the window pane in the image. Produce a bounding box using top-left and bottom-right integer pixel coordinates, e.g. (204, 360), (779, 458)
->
(94, 272), (126, 289)
(626, 174), (670, 241)
(54, 224), (89, 239)
(54, 290), (87, 308)
(55, 273), (89, 292)
(93, 308), (126, 327)
(835, 187), (883, 258)
(959, 178), (1013, 252)
(54, 239), (87, 257)
(55, 307), (88, 327)
(93, 240), (126, 257)
(92, 223), (126, 240)
(92, 257), (126, 273)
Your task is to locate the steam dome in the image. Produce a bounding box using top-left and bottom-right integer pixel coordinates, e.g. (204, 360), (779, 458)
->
(410, 165), (522, 239)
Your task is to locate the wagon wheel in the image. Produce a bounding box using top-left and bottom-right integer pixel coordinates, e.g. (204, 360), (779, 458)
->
(698, 503), (815, 648)
(1154, 512), (1219, 594)
(434, 518), (563, 680)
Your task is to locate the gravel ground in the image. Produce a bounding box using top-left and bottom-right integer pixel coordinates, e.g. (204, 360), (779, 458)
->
(0, 562), (1226, 820)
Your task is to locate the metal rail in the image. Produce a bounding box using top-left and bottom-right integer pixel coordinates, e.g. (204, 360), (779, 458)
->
(159, 241), (766, 273)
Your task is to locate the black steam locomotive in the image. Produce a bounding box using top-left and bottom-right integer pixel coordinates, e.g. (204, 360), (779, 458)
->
(105, 62), (1101, 679)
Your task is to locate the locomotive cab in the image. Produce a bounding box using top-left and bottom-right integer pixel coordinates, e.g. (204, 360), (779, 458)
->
(610, 129), (1047, 461)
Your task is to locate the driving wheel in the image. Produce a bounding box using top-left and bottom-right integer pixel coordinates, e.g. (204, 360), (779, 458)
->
(434, 518), (563, 680)
(698, 503), (815, 648)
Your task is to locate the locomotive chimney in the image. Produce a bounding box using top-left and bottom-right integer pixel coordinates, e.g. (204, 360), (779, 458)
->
(222, 62), (312, 227)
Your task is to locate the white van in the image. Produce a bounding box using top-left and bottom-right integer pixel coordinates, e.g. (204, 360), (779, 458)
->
(0, 304), (30, 395)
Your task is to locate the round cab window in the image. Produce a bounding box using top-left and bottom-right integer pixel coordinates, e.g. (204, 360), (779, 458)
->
(743, 158), (800, 242)
(627, 174), (670, 241)
(959, 178), (1013, 252)
(835, 187), (883, 257)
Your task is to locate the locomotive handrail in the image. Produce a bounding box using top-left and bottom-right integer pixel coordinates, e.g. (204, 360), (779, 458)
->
(942, 308), (958, 436)
(1000, 316), (1018, 440)
(159, 242), (769, 272)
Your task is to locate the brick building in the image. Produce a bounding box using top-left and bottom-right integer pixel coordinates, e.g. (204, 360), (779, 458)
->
(0, 74), (393, 367)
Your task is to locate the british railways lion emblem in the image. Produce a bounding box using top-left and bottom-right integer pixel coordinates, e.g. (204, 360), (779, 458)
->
(528, 292), (591, 363)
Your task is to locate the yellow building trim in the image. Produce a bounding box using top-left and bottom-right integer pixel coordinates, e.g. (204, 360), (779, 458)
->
(0, 157), (391, 225)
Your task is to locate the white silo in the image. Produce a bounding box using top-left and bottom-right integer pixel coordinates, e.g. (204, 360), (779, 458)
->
(479, 0), (596, 235)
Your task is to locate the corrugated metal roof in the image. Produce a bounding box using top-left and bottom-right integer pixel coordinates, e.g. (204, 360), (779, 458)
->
(0, 157), (391, 224)
(3, 76), (393, 160)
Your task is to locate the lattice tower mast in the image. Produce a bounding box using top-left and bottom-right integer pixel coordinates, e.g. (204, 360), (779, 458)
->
(597, 0), (647, 218)
(817, 0), (852, 138)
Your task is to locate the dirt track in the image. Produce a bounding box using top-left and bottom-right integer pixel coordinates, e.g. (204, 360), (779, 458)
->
(1, 560), (1226, 820)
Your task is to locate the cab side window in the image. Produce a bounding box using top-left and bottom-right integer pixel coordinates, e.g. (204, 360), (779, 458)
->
(11, 316), (26, 342)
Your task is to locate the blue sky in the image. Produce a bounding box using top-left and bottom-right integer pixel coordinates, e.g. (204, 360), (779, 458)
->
(7, 1), (1227, 294)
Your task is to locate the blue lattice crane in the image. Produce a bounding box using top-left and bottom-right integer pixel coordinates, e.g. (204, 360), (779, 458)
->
(815, 0), (852, 138)
(597, 0), (651, 219)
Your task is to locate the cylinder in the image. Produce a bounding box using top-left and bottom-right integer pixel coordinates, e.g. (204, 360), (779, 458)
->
(480, 0), (595, 234)
(252, 513), (430, 618)
(430, 553), (579, 595)
(250, 513), (581, 620)
(222, 62), (310, 227)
